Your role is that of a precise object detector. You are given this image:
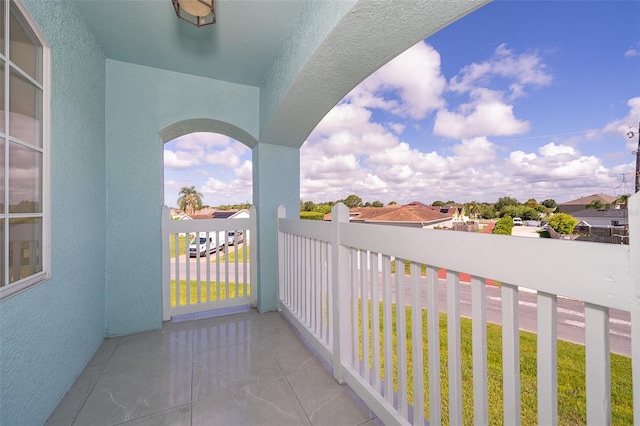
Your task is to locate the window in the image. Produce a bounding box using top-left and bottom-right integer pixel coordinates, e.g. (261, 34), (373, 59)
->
(0, 0), (49, 300)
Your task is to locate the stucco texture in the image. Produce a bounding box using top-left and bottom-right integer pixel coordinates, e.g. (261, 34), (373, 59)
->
(0, 1), (107, 425)
(104, 60), (259, 336)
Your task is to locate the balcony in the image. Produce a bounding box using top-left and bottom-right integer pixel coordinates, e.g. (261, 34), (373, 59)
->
(49, 198), (638, 425)
(46, 309), (380, 426)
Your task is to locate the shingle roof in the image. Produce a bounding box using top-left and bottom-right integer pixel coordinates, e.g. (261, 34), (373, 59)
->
(560, 193), (618, 205)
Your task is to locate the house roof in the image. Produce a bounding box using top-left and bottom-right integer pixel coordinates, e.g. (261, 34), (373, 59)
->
(324, 205), (452, 223)
(560, 193), (618, 205)
(570, 209), (628, 218)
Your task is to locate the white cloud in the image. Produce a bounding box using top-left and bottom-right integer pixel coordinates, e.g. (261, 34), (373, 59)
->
(538, 142), (576, 157)
(164, 150), (200, 170)
(449, 43), (552, 94)
(602, 97), (640, 150)
(433, 88), (530, 138)
(345, 41), (446, 119)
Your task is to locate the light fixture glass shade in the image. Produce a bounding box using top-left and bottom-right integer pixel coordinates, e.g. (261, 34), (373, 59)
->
(172, 0), (215, 27)
(178, 0), (210, 17)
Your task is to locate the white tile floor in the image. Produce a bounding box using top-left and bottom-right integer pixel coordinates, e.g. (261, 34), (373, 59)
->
(45, 308), (384, 426)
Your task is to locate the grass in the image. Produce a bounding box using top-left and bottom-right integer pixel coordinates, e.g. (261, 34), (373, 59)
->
(360, 303), (633, 425)
(218, 245), (250, 263)
(170, 279), (250, 306)
(169, 234), (188, 258)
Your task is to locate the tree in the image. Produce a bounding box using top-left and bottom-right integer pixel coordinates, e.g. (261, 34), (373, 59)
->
(547, 213), (578, 234)
(177, 186), (203, 215)
(495, 196), (519, 211)
(371, 200), (384, 207)
(388, 200), (397, 205)
(541, 199), (557, 210)
(301, 200), (316, 212)
(341, 194), (363, 208)
(586, 200), (604, 209)
(616, 194), (631, 206)
(525, 198), (538, 208)
(431, 200), (446, 206)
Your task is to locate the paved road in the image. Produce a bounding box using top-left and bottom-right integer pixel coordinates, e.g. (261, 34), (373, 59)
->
(377, 276), (631, 357)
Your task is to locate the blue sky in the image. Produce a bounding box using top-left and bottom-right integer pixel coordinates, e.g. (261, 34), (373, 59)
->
(164, 1), (640, 207)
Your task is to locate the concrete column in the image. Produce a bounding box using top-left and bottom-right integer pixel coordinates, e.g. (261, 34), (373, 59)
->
(252, 143), (300, 312)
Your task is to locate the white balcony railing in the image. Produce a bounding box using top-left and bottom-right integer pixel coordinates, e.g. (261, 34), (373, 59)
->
(162, 206), (257, 320)
(277, 196), (639, 426)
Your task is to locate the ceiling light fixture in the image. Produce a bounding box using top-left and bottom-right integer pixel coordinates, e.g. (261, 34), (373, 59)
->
(172, 0), (215, 27)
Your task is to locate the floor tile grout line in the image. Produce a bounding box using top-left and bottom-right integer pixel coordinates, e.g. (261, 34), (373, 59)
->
(69, 336), (122, 426)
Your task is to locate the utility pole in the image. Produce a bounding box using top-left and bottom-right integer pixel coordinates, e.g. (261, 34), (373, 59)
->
(629, 122), (640, 193)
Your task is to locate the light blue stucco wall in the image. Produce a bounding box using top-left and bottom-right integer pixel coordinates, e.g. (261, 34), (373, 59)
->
(105, 60), (259, 336)
(252, 143), (300, 311)
(0, 1), (107, 425)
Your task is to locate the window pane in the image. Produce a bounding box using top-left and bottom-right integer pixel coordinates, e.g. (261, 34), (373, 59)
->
(0, 1), (5, 56)
(0, 60), (4, 134)
(9, 68), (41, 146)
(0, 137), (4, 214)
(8, 217), (41, 283)
(9, 3), (41, 82)
(8, 141), (41, 213)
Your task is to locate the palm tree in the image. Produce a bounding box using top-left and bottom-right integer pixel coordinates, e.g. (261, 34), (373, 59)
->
(616, 194), (631, 207)
(177, 186), (203, 215)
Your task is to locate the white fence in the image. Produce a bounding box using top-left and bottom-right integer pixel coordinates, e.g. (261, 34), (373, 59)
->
(162, 206), (256, 320)
(277, 195), (639, 426)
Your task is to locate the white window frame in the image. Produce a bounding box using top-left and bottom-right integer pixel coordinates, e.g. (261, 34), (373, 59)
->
(0, 0), (51, 300)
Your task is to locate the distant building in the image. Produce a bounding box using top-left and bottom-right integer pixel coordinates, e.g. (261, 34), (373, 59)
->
(557, 193), (619, 214)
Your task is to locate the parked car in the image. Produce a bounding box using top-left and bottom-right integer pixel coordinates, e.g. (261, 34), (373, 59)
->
(513, 217), (523, 226)
(227, 230), (244, 245)
(188, 231), (225, 257)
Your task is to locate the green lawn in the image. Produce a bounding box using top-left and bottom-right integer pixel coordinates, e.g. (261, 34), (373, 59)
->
(170, 280), (250, 306)
(361, 303), (632, 425)
(218, 245), (250, 263)
(169, 234), (188, 258)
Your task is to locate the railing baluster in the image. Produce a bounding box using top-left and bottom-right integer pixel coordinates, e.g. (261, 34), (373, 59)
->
(371, 251), (381, 393)
(186, 235), (191, 305)
(396, 258), (408, 419)
(360, 249), (370, 381)
(215, 231), (220, 302)
(426, 265), (441, 426)
(585, 303), (611, 425)
(205, 234), (211, 302)
(410, 261), (424, 426)
(382, 254), (393, 404)
(471, 275), (488, 426)
(174, 232), (180, 306)
(351, 248), (359, 369)
(447, 271), (462, 425)
(537, 291), (557, 426)
(502, 283), (521, 425)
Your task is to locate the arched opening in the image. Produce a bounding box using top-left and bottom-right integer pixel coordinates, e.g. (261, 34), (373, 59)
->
(160, 118), (255, 211)
(300, 1), (638, 223)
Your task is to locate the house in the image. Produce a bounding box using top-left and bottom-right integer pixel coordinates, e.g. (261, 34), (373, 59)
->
(557, 193), (619, 214)
(324, 203), (453, 228)
(0, 1), (636, 425)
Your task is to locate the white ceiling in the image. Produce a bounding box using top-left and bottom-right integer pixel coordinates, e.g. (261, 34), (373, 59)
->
(73, 0), (307, 87)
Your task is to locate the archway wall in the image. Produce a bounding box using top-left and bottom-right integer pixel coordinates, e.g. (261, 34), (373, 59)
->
(259, 0), (489, 148)
(105, 59), (259, 336)
(253, 0), (489, 312)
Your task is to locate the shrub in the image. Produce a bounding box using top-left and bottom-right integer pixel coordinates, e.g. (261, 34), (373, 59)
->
(548, 213), (578, 234)
(493, 215), (514, 235)
(300, 211), (325, 221)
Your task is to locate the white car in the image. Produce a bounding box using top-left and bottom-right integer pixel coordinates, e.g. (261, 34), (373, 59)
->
(513, 217), (523, 226)
(227, 230), (244, 245)
(189, 235), (220, 257)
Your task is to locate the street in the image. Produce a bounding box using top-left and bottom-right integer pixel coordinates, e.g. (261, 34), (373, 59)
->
(168, 252), (631, 357)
